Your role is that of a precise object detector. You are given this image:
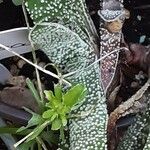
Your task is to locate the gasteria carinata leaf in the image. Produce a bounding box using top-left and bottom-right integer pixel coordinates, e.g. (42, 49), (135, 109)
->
(29, 22), (107, 149)
(117, 90), (150, 150)
(26, 0), (108, 149)
(25, 0), (98, 46)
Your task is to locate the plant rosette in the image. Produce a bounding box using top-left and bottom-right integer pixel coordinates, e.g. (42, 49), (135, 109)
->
(15, 81), (87, 148)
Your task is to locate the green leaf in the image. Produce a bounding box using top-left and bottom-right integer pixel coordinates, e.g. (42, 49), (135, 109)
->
(18, 140), (35, 150)
(42, 109), (54, 119)
(45, 99), (62, 110)
(45, 102), (52, 108)
(25, 0), (95, 44)
(50, 112), (58, 122)
(44, 90), (55, 101)
(26, 121), (50, 142)
(12, 0), (23, 6)
(61, 105), (70, 114)
(63, 84), (87, 108)
(60, 115), (67, 127)
(54, 85), (62, 101)
(0, 127), (59, 145)
(30, 23), (89, 75)
(51, 118), (62, 130)
(17, 113), (44, 132)
(52, 99), (62, 109)
(26, 78), (43, 109)
(25, 0), (87, 26)
(41, 131), (59, 145)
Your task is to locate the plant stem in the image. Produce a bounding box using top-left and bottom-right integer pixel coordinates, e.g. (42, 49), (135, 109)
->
(37, 139), (42, 150)
(14, 131), (34, 148)
(22, 1), (30, 29)
(60, 126), (65, 141)
(0, 127), (59, 144)
(22, 0), (44, 102)
(36, 137), (48, 150)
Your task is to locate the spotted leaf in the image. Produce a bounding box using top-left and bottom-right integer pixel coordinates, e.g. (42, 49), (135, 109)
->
(25, 0), (97, 43)
(117, 90), (150, 150)
(30, 22), (108, 149)
(99, 0), (123, 93)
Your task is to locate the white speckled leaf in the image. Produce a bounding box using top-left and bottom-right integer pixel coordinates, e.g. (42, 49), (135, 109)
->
(30, 23), (89, 73)
(117, 92), (150, 150)
(99, 0), (123, 93)
(30, 23), (108, 149)
(100, 28), (121, 92)
(144, 133), (150, 150)
(25, 0), (96, 43)
(25, 0), (86, 24)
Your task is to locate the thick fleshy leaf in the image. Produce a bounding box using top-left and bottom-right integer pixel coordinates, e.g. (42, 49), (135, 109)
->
(26, 121), (50, 142)
(17, 113), (44, 132)
(60, 115), (67, 127)
(51, 118), (62, 130)
(63, 84), (87, 108)
(117, 91), (150, 149)
(18, 140), (35, 150)
(50, 113), (58, 122)
(44, 90), (55, 101)
(42, 109), (54, 119)
(26, 78), (43, 109)
(54, 85), (62, 101)
(30, 22), (107, 149)
(25, 0), (87, 27)
(25, 0), (98, 44)
(30, 23), (89, 72)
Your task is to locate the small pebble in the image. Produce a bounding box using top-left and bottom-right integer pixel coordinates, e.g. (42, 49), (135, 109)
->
(17, 59), (26, 69)
(38, 62), (46, 68)
(130, 81), (139, 88)
(12, 56), (20, 62)
(7, 76), (26, 87)
(135, 71), (145, 80)
(10, 64), (19, 76)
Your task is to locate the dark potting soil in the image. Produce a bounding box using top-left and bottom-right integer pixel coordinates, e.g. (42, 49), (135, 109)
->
(123, 0), (150, 45)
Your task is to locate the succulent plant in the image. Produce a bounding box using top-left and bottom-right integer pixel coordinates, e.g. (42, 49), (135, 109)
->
(23, 0), (150, 149)
(25, 0), (107, 149)
(117, 87), (150, 150)
(99, 0), (126, 93)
